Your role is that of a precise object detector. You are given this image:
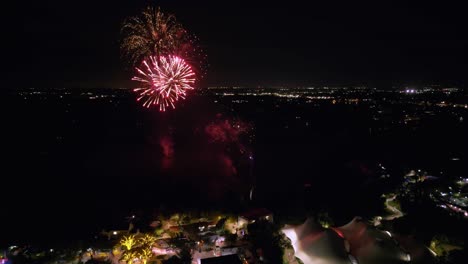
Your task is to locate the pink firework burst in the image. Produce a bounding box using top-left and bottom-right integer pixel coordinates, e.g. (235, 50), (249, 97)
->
(132, 55), (196, 111)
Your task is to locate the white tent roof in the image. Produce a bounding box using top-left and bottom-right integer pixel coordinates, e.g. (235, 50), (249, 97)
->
(336, 217), (410, 264)
(283, 217), (416, 264)
(282, 218), (350, 264)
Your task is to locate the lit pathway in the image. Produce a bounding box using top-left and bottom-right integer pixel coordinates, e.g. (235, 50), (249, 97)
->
(383, 195), (403, 221)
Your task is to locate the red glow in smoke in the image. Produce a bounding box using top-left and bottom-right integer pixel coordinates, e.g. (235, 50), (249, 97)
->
(220, 154), (237, 177)
(159, 136), (174, 158)
(159, 135), (174, 169)
(204, 117), (252, 143)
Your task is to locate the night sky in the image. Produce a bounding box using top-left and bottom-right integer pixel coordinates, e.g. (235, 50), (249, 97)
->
(6, 0), (468, 88)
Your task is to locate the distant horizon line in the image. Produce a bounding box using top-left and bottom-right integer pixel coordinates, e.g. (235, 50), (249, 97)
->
(6, 83), (467, 90)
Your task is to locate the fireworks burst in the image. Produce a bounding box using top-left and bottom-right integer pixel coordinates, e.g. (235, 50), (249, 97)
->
(121, 6), (200, 67)
(132, 55), (195, 111)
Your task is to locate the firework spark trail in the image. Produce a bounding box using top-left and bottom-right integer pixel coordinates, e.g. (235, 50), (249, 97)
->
(132, 55), (195, 111)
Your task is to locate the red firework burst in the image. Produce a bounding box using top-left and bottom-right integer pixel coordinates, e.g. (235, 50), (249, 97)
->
(132, 55), (196, 111)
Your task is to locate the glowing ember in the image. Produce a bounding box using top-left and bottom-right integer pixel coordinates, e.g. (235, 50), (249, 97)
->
(132, 55), (196, 111)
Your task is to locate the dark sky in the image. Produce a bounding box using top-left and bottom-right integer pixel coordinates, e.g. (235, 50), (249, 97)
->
(6, 0), (468, 87)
